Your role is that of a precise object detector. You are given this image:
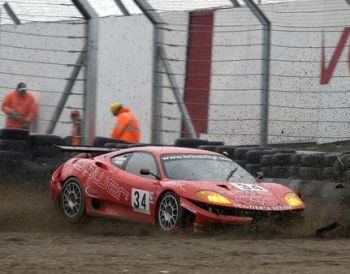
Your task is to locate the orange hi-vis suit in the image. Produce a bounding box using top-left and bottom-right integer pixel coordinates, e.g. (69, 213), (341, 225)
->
(111, 107), (140, 143)
(2, 91), (38, 129)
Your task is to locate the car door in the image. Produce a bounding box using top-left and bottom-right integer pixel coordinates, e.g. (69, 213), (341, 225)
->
(110, 151), (160, 223)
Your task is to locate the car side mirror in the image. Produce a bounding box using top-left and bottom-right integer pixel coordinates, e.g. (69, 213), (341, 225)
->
(256, 171), (264, 180)
(140, 168), (150, 175)
(140, 168), (160, 180)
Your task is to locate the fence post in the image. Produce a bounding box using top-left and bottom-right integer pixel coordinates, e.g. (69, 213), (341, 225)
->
(133, 0), (164, 144)
(240, 0), (271, 146)
(113, 0), (130, 16)
(3, 3), (21, 25)
(72, 0), (99, 145)
(46, 46), (86, 134)
(159, 47), (197, 138)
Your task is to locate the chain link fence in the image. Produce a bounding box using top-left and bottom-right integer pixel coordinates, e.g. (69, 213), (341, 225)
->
(0, 0), (349, 146)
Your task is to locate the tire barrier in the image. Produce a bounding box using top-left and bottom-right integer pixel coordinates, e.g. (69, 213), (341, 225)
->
(0, 139), (30, 152)
(260, 154), (274, 167)
(265, 178), (350, 232)
(29, 134), (64, 146)
(198, 145), (218, 152)
(93, 136), (127, 147)
(271, 153), (293, 166)
(104, 143), (129, 148)
(1, 133), (350, 183)
(216, 145), (236, 159)
(234, 147), (254, 160)
(245, 163), (262, 176)
(322, 153), (338, 167)
(246, 150), (275, 164)
(0, 128), (29, 140)
(174, 138), (208, 148)
(0, 150), (31, 161)
(299, 154), (325, 168)
(288, 165), (299, 178)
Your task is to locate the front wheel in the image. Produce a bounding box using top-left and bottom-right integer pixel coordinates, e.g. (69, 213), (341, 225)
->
(157, 192), (183, 232)
(59, 178), (85, 223)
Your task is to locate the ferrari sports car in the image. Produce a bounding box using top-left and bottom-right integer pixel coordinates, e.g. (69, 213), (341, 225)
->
(50, 146), (305, 231)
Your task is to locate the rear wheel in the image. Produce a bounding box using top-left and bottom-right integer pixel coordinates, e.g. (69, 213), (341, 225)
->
(157, 192), (183, 232)
(59, 179), (85, 223)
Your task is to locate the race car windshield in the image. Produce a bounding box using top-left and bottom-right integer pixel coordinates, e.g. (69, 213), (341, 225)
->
(161, 154), (255, 182)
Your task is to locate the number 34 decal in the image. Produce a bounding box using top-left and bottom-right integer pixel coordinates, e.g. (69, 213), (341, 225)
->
(132, 189), (150, 214)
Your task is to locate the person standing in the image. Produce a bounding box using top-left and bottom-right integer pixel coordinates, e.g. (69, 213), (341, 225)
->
(1, 82), (38, 130)
(70, 110), (82, 145)
(110, 101), (140, 143)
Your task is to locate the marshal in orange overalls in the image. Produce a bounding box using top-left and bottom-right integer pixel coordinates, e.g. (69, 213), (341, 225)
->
(111, 106), (140, 143)
(2, 89), (38, 129)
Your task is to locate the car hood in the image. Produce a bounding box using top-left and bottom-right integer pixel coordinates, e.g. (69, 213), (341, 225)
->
(161, 180), (303, 211)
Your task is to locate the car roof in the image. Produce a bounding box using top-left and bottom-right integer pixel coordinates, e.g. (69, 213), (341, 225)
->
(118, 146), (221, 157)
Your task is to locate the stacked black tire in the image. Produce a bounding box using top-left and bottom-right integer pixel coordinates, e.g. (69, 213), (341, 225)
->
(0, 129), (31, 162)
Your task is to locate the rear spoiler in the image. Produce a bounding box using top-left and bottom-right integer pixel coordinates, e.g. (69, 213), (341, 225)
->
(56, 145), (119, 153)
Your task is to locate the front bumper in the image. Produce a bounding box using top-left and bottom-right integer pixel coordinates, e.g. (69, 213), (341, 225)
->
(180, 197), (303, 226)
(180, 197), (253, 225)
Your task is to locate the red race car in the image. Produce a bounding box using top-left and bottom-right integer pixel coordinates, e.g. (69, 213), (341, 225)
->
(50, 146), (305, 231)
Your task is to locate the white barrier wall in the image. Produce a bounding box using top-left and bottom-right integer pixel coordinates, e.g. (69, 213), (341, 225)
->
(211, 0), (350, 145)
(0, 21), (86, 135)
(0, 15), (154, 143)
(0, 0), (349, 146)
(95, 15), (153, 142)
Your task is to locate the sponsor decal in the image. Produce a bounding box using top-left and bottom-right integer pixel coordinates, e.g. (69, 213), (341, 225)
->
(73, 160), (128, 201)
(321, 27), (350, 85)
(161, 154), (231, 162)
(235, 204), (291, 211)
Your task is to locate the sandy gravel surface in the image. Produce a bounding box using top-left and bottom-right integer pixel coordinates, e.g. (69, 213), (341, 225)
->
(1, 232), (350, 274)
(1, 179), (350, 274)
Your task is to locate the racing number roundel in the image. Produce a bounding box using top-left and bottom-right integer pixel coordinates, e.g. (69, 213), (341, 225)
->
(132, 189), (150, 214)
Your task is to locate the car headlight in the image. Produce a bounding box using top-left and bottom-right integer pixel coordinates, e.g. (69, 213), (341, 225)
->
(284, 192), (304, 207)
(196, 190), (231, 205)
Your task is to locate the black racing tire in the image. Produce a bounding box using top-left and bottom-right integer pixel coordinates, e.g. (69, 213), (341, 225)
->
(245, 163), (262, 175)
(271, 166), (289, 178)
(290, 154), (302, 166)
(174, 138), (208, 148)
(0, 150), (31, 161)
(321, 153), (338, 167)
(298, 167), (320, 180)
(93, 136), (127, 147)
(299, 154), (325, 168)
(234, 160), (246, 168)
(63, 136), (73, 145)
(319, 167), (335, 181)
(260, 167), (273, 178)
(157, 192), (183, 232)
(207, 141), (225, 146)
(245, 150), (275, 164)
(0, 128), (29, 140)
(288, 165), (300, 178)
(198, 145), (218, 152)
(339, 154), (350, 169)
(216, 146), (236, 159)
(260, 154), (274, 166)
(271, 153), (293, 166)
(104, 143), (129, 149)
(234, 147), (252, 160)
(29, 134), (64, 146)
(0, 139), (30, 152)
(59, 178), (86, 223)
(31, 145), (62, 158)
